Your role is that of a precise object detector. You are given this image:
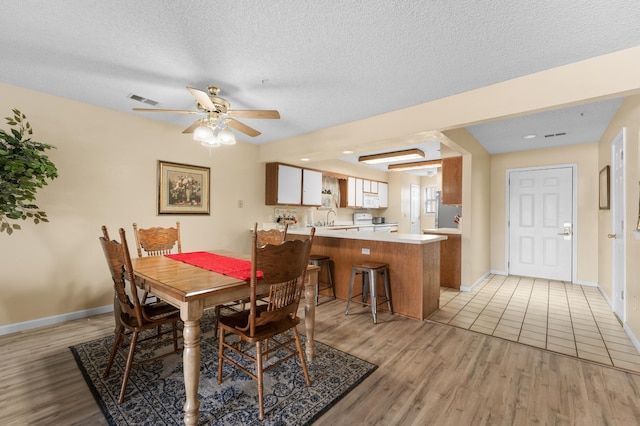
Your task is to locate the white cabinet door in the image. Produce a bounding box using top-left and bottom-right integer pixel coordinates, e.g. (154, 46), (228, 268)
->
(378, 182), (388, 208)
(355, 178), (363, 207)
(347, 177), (356, 207)
(302, 169), (322, 205)
(371, 181), (378, 193)
(277, 164), (302, 205)
(363, 179), (371, 193)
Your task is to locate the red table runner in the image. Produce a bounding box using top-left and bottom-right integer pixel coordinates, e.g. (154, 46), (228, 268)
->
(165, 252), (262, 280)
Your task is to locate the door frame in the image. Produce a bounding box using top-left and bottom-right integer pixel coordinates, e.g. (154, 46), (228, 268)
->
(610, 128), (626, 322)
(410, 183), (421, 234)
(505, 163), (578, 282)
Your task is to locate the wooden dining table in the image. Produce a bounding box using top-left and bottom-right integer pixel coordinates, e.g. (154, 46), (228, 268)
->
(132, 250), (319, 426)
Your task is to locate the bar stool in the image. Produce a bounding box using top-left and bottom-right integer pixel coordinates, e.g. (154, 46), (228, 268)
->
(345, 262), (393, 324)
(309, 254), (336, 306)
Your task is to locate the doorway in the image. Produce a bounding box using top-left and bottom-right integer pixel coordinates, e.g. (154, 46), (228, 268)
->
(610, 128), (626, 323)
(410, 184), (420, 234)
(507, 165), (575, 281)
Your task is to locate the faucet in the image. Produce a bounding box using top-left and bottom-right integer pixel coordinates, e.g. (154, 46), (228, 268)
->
(326, 209), (336, 226)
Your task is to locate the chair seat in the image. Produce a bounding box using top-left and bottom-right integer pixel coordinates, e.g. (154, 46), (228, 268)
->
(310, 254), (330, 261)
(219, 309), (301, 343)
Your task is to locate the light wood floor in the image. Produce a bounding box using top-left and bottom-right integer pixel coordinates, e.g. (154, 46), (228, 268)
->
(2, 299), (640, 425)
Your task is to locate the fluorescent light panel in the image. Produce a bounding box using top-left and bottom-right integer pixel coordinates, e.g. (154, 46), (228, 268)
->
(388, 159), (442, 171)
(358, 148), (425, 164)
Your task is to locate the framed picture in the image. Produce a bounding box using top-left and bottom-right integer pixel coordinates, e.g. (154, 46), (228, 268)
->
(599, 165), (610, 210)
(157, 160), (210, 215)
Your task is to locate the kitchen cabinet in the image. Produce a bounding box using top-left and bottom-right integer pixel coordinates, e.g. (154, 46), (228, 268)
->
(378, 182), (388, 208)
(442, 156), (462, 205)
(355, 178), (363, 207)
(302, 169), (322, 206)
(340, 177), (388, 209)
(423, 231), (461, 289)
(266, 162), (322, 206)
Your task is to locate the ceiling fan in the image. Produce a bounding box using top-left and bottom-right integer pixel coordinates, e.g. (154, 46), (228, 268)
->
(132, 85), (280, 142)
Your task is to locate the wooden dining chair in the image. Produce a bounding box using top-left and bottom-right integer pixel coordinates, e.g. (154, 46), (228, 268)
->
(217, 226), (315, 420)
(255, 223), (288, 246)
(99, 226), (182, 403)
(132, 221), (182, 257)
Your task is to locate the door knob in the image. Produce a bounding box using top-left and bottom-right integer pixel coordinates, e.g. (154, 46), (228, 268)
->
(608, 233), (617, 239)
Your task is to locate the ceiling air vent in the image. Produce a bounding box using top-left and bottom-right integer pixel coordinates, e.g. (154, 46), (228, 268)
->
(544, 132), (567, 138)
(128, 94), (159, 106)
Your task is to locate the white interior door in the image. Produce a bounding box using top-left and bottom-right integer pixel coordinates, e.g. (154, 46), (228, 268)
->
(410, 184), (420, 234)
(508, 167), (573, 281)
(610, 129), (626, 322)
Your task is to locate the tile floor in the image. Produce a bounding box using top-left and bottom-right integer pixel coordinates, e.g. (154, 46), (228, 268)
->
(429, 274), (640, 373)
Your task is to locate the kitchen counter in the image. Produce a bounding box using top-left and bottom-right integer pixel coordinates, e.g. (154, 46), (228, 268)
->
(289, 228), (445, 244)
(422, 227), (461, 235)
(288, 229), (444, 320)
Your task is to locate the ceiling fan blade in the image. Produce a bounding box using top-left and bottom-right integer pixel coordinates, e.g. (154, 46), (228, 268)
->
(187, 87), (216, 111)
(228, 109), (280, 119)
(182, 119), (206, 134)
(133, 108), (199, 114)
(227, 118), (261, 137)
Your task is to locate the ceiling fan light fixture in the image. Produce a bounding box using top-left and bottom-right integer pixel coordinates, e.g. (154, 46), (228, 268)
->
(359, 148), (425, 164)
(193, 124), (214, 142)
(217, 127), (236, 145)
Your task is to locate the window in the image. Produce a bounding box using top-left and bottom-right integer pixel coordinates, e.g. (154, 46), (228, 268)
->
(424, 186), (436, 215)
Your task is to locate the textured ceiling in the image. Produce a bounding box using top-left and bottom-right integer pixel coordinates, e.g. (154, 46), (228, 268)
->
(1, 1), (640, 161)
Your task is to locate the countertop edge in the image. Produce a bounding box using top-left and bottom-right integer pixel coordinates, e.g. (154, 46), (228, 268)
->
(288, 228), (447, 244)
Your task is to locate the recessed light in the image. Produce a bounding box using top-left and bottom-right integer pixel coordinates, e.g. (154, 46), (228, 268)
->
(300, 157), (310, 162)
(342, 150), (354, 155)
(523, 134), (537, 139)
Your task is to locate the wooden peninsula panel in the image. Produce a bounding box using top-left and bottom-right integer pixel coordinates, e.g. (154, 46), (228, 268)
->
(291, 233), (441, 320)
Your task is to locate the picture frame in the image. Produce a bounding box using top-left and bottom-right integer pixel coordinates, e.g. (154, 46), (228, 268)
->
(599, 165), (610, 210)
(157, 160), (210, 215)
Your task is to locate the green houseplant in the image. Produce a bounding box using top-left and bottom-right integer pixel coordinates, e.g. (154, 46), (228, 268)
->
(0, 109), (58, 235)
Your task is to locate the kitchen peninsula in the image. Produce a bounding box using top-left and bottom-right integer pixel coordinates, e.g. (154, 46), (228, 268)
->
(288, 229), (447, 320)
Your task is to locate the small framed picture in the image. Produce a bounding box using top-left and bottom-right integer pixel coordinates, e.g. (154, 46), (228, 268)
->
(157, 160), (210, 215)
(599, 165), (610, 210)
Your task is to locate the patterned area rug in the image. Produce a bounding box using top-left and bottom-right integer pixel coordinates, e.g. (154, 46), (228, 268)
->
(70, 310), (376, 425)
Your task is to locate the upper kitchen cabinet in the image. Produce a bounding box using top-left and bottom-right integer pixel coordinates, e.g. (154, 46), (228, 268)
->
(441, 156), (462, 205)
(265, 163), (323, 206)
(302, 169), (322, 205)
(339, 177), (388, 209)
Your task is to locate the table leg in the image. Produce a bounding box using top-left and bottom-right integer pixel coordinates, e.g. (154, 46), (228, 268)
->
(304, 269), (318, 362)
(181, 300), (203, 426)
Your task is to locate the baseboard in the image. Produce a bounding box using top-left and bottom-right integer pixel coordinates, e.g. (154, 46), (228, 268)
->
(574, 279), (598, 287)
(596, 284), (613, 308)
(624, 323), (640, 354)
(460, 271), (492, 292)
(0, 304), (113, 336)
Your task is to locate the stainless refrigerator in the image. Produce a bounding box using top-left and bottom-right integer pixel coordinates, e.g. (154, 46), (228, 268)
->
(435, 191), (462, 228)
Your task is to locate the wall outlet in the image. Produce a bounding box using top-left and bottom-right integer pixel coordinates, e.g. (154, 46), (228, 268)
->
(362, 248), (370, 255)
(238, 200), (243, 208)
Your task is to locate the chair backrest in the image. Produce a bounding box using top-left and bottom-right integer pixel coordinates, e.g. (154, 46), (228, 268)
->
(247, 225), (315, 336)
(99, 226), (144, 327)
(133, 221), (182, 257)
(255, 223), (288, 247)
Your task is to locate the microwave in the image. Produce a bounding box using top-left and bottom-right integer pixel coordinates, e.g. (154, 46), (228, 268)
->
(363, 193), (380, 208)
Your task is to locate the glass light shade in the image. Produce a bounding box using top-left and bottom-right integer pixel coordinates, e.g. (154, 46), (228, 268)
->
(200, 138), (220, 147)
(217, 127), (236, 145)
(193, 125), (214, 142)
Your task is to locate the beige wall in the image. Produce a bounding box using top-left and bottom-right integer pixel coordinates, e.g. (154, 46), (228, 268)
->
(441, 128), (491, 288)
(597, 95), (640, 339)
(0, 83), (273, 327)
(490, 143), (599, 284)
